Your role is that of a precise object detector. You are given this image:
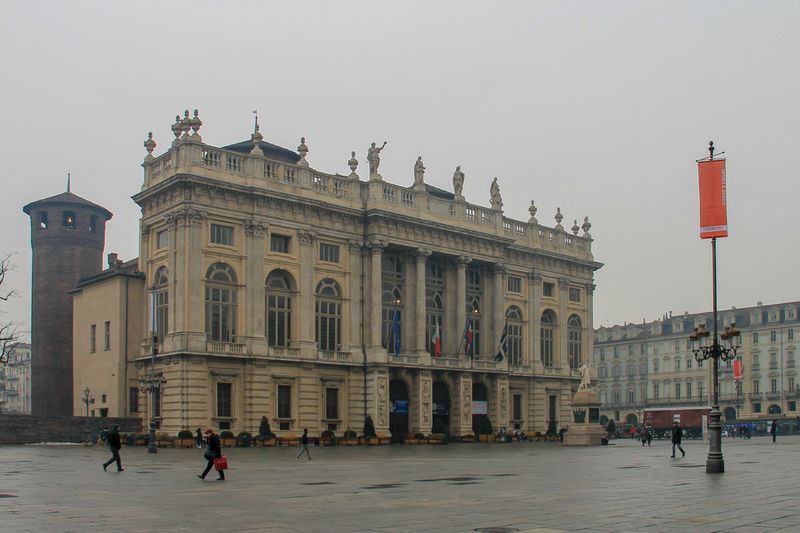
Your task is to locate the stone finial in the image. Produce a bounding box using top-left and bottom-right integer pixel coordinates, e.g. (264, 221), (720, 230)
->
(190, 109), (202, 140)
(297, 137), (309, 167)
(490, 177), (503, 210)
(571, 219), (579, 235)
(144, 132), (156, 161)
(171, 114), (182, 144)
(453, 166), (465, 199)
(554, 207), (563, 230)
(250, 117), (264, 155)
(348, 151), (359, 178)
(581, 216), (592, 237)
(180, 110), (191, 138)
(528, 200), (538, 224)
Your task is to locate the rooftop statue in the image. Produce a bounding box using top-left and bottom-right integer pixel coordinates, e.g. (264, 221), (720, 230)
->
(367, 141), (387, 178)
(453, 166), (464, 198)
(414, 156), (425, 187)
(490, 177), (503, 210)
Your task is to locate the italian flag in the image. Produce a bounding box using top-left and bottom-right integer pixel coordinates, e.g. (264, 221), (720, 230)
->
(431, 319), (441, 357)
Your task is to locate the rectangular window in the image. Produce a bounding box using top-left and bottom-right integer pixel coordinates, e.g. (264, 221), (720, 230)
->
(569, 288), (581, 302)
(278, 385), (291, 418)
(753, 332), (759, 344)
(325, 388), (338, 420)
(507, 276), (521, 293)
(210, 224), (234, 246)
(675, 383), (681, 400)
(790, 378), (795, 392)
(789, 401), (797, 412)
(217, 382), (232, 418)
(653, 384), (659, 400)
(628, 345), (634, 356)
(674, 340), (680, 352)
(600, 347), (605, 361)
(156, 230), (168, 249)
(614, 347), (619, 359)
(90, 324), (96, 353)
(129, 387), (139, 414)
(771, 379), (778, 394)
(789, 329), (794, 341)
(753, 380), (760, 394)
(513, 394), (522, 420)
(319, 243), (340, 263)
(687, 382), (692, 399)
(101, 394), (107, 403)
(736, 381), (742, 396)
(104, 321), (110, 350)
(753, 402), (761, 413)
(271, 234), (290, 253)
(542, 282), (554, 297)
(771, 330), (777, 343)
(698, 383), (704, 399)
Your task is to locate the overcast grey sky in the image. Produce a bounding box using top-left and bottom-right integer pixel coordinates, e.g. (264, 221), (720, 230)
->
(2, 1), (798, 340)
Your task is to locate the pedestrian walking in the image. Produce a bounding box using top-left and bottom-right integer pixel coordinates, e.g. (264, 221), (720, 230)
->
(296, 428), (311, 460)
(771, 420), (778, 442)
(198, 429), (224, 480)
(195, 427), (203, 448)
(670, 421), (685, 458)
(646, 426), (652, 447)
(102, 425), (124, 472)
(640, 427), (648, 447)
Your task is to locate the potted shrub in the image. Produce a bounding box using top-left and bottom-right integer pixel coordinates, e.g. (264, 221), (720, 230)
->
(237, 431), (253, 447)
(133, 433), (147, 446)
(340, 429), (357, 445)
(320, 429), (336, 446)
(461, 433), (475, 443)
(155, 432), (173, 447)
(428, 433), (446, 444)
(220, 430), (236, 447)
(177, 429), (195, 448)
(256, 433), (276, 446)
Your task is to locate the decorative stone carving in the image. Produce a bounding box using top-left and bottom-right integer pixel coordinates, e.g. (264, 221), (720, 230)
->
(367, 239), (386, 255)
(554, 208), (563, 231)
(585, 282), (596, 293)
(499, 385), (507, 419)
(490, 177), (503, 210)
(190, 109), (202, 140)
(413, 156), (425, 187)
(347, 239), (363, 254)
(144, 132), (156, 161)
(244, 219), (267, 237)
(528, 200), (538, 224)
(571, 220), (579, 235)
(348, 151), (359, 178)
(377, 378), (388, 427)
(367, 141), (387, 179)
(492, 262), (507, 275)
(558, 277), (569, 290)
(581, 216), (592, 237)
(180, 110), (192, 139)
(298, 230), (317, 246)
(171, 114), (183, 144)
(454, 255), (472, 268)
(250, 116), (264, 155)
(462, 381), (471, 425)
(297, 137), (309, 167)
(453, 166), (465, 199)
(413, 248), (431, 262)
(528, 272), (542, 286)
(422, 379), (431, 425)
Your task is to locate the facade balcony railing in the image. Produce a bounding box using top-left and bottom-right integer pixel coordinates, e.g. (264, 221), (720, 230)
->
(769, 362), (778, 370)
(765, 392), (781, 400)
(207, 341), (246, 354)
(749, 392), (762, 400)
(319, 350), (351, 362)
(718, 393), (744, 402)
(751, 363), (760, 371)
(788, 360), (796, 368)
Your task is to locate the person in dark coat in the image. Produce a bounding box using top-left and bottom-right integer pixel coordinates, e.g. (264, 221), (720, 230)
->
(102, 425), (124, 472)
(198, 429), (224, 480)
(296, 428), (311, 460)
(771, 420), (778, 442)
(195, 427), (203, 448)
(640, 427), (648, 446)
(670, 421), (685, 458)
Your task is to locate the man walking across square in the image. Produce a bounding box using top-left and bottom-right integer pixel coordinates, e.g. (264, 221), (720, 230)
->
(296, 428), (311, 461)
(670, 421), (685, 458)
(102, 425), (124, 472)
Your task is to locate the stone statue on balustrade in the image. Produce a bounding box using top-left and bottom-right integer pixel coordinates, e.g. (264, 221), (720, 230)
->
(367, 141), (387, 179)
(490, 177), (503, 210)
(453, 166), (465, 199)
(413, 156), (425, 187)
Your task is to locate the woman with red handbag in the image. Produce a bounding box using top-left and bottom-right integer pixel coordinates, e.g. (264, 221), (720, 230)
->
(197, 429), (225, 481)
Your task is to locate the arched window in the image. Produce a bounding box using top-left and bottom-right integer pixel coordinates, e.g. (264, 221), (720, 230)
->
(316, 278), (342, 352)
(205, 263), (237, 342)
(266, 270), (294, 347)
(506, 306), (523, 366)
(628, 389), (635, 404)
(426, 260), (444, 356)
(153, 266), (168, 338)
(62, 211), (76, 229)
(612, 390), (620, 405)
(567, 314), (582, 369)
(382, 284), (402, 354)
(467, 297), (481, 357)
(540, 310), (555, 367)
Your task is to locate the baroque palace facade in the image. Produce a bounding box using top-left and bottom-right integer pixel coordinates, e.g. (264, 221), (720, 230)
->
(73, 110), (601, 438)
(593, 301), (800, 427)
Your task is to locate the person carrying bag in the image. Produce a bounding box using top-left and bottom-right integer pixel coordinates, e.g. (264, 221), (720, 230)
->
(197, 429), (225, 481)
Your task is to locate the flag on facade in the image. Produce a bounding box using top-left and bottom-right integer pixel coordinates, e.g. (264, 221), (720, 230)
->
(462, 316), (474, 357)
(494, 321), (508, 361)
(431, 318), (441, 357)
(390, 305), (400, 355)
(733, 359), (742, 381)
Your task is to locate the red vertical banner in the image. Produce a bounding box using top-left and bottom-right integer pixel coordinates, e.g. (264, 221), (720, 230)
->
(733, 359), (742, 381)
(698, 159), (728, 238)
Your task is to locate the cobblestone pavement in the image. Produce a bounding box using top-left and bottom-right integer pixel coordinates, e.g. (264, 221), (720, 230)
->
(1, 435), (799, 532)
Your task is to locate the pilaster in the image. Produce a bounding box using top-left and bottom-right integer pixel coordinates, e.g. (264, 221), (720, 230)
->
(367, 240), (387, 362)
(558, 278), (569, 369)
(244, 219), (268, 353)
(297, 230), (318, 357)
(414, 249), (431, 355)
(453, 256), (471, 355)
(347, 240), (364, 362)
(529, 272), (541, 368)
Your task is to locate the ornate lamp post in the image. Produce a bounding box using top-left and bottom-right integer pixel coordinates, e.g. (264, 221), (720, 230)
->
(81, 387), (93, 417)
(139, 334), (160, 454)
(689, 320), (741, 472)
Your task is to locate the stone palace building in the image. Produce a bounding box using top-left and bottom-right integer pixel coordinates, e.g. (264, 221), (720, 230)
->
(72, 110), (602, 438)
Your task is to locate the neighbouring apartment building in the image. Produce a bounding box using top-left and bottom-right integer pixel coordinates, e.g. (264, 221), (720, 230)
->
(72, 110), (601, 438)
(594, 301), (800, 426)
(1, 343), (32, 414)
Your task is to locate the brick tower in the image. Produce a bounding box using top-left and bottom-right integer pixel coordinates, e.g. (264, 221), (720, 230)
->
(23, 187), (112, 416)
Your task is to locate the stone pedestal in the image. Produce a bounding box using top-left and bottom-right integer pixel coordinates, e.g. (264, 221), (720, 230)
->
(563, 389), (607, 446)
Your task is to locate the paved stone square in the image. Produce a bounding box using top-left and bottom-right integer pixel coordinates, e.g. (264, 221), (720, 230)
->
(1, 436), (799, 532)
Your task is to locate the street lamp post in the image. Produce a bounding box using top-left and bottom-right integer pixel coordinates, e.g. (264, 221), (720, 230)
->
(81, 387), (93, 417)
(139, 334), (159, 454)
(689, 315), (741, 473)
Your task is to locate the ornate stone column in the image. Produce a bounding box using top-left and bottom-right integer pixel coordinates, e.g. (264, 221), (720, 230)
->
(558, 278), (569, 370)
(453, 256), (471, 354)
(185, 208), (206, 352)
(584, 282), (595, 366)
(413, 249), (430, 354)
(528, 272), (541, 368)
(491, 263), (506, 359)
(298, 230), (317, 357)
(367, 240), (386, 361)
(455, 374), (473, 436)
(413, 370), (433, 435)
(347, 240), (364, 360)
(244, 220), (267, 353)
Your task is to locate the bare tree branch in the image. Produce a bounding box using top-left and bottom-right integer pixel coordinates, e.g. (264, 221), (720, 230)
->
(0, 253), (21, 366)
